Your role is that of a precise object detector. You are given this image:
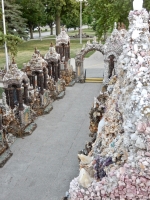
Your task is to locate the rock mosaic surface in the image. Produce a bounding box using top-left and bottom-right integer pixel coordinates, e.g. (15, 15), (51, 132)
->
(69, 7), (150, 200)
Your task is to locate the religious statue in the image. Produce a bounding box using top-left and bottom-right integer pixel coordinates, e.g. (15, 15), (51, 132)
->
(133, 0), (143, 10)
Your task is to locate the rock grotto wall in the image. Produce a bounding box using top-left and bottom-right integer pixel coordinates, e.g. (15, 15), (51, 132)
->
(68, 8), (150, 200)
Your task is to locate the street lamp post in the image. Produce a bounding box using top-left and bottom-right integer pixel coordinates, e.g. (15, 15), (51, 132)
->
(80, 0), (82, 44)
(1, 0), (9, 71)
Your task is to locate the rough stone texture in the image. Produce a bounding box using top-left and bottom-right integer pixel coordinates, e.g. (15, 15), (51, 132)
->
(0, 82), (102, 200)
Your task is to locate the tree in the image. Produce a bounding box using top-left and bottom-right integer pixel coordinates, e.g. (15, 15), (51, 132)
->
(85, 0), (150, 40)
(44, 0), (78, 36)
(61, 1), (80, 30)
(1, 0), (27, 39)
(0, 1), (23, 58)
(16, 0), (46, 39)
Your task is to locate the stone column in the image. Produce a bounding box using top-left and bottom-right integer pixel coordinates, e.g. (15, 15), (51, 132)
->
(24, 83), (29, 105)
(48, 63), (51, 77)
(17, 87), (24, 111)
(32, 75), (36, 89)
(52, 63), (55, 78)
(28, 75), (33, 86)
(9, 88), (15, 109)
(43, 69), (48, 89)
(55, 63), (58, 82)
(37, 73), (40, 88)
(5, 88), (9, 105)
(58, 61), (60, 79)
(39, 72), (44, 94)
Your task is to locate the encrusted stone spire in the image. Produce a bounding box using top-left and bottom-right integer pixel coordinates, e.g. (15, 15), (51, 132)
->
(133, 0), (143, 10)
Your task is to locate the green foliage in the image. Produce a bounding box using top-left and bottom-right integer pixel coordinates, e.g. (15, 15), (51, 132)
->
(85, 0), (150, 40)
(2, 0), (28, 38)
(61, 1), (80, 29)
(0, 31), (5, 45)
(16, 0), (46, 33)
(5, 34), (23, 56)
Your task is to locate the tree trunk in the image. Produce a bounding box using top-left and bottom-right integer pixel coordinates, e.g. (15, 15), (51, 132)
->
(29, 25), (34, 39)
(56, 15), (61, 36)
(39, 27), (41, 38)
(49, 24), (53, 35)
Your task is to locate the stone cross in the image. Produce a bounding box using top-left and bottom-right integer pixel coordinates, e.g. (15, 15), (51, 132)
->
(133, 0), (143, 10)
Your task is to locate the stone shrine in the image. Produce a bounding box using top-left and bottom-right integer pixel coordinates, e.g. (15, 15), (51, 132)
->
(3, 60), (37, 138)
(23, 49), (53, 115)
(55, 27), (76, 86)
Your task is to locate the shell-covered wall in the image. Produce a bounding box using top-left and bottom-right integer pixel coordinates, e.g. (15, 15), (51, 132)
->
(69, 8), (150, 200)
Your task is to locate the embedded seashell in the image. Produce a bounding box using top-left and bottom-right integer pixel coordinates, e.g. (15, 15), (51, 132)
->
(78, 168), (93, 188)
(127, 51), (132, 56)
(135, 137), (146, 149)
(146, 180), (150, 187)
(145, 127), (150, 134)
(145, 152), (150, 157)
(130, 133), (138, 141)
(140, 51), (146, 57)
(78, 154), (93, 165)
(132, 30), (140, 40)
(138, 55), (144, 63)
(136, 122), (146, 133)
(134, 44), (138, 52)
(97, 117), (105, 134)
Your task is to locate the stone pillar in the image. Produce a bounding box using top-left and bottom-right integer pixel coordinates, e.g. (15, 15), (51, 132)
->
(39, 72), (44, 94)
(37, 73), (40, 88)
(28, 75), (33, 86)
(32, 75), (36, 89)
(55, 64), (58, 82)
(52, 63), (55, 79)
(48, 63), (51, 77)
(43, 69), (48, 89)
(17, 87), (24, 111)
(64, 46), (69, 61)
(58, 61), (60, 79)
(9, 88), (15, 109)
(24, 83), (29, 105)
(56, 45), (63, 61)
(5, 88), (9, 105)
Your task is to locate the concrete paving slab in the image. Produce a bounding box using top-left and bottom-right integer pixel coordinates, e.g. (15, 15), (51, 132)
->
(0, 82), (102, 200)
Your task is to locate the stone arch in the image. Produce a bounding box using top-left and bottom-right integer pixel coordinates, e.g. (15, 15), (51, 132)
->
(75, 41), (104, 82)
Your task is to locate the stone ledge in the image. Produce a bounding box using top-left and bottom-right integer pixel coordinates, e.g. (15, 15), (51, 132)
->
(23, 122), (37, 136)
(0, 149), (13, 168)
(56, 91), (65, 100)
(44, 104), (53, 115)
(67, 80), (76, 87)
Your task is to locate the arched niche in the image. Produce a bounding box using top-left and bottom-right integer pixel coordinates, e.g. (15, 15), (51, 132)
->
(75, 40), (104, 82)
(3, 63), (29, 110)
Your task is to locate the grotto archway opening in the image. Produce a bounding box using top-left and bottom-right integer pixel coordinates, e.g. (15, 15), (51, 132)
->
(75, 41), (104, 83)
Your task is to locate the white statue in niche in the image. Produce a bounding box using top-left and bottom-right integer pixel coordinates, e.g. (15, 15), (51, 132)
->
(133, 0), (143, 10)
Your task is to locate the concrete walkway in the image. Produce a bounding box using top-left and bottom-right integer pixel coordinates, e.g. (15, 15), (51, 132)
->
(0, 83), (101, 200)
(70, 51), (104, 78)
(84, 51), (104, 78)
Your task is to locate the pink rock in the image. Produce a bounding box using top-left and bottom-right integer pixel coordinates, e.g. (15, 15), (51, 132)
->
(140, 177), (147, 183)
(145, 152), (150, 157)
(145, 127), (150, 134)
(137, 122), (147, 133)
(146, 181), (150, 187)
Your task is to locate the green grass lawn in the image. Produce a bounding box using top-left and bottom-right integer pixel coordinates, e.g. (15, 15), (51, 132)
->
(0, 28), (96, 69)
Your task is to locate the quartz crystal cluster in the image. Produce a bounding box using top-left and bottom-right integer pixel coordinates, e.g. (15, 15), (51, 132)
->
(69, 8), (150, 200)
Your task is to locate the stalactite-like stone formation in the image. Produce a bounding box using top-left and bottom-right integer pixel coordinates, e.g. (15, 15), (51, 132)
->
(69, 8), (150, 200)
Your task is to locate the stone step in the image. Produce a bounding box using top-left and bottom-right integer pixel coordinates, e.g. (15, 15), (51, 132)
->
(85, 77), (103, 83)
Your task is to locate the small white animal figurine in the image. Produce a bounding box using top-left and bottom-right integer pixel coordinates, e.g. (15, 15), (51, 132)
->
(133, 0), (143, 10)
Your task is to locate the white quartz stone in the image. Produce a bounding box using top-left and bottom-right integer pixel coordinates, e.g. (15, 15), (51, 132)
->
(133, 0), (143, 11)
